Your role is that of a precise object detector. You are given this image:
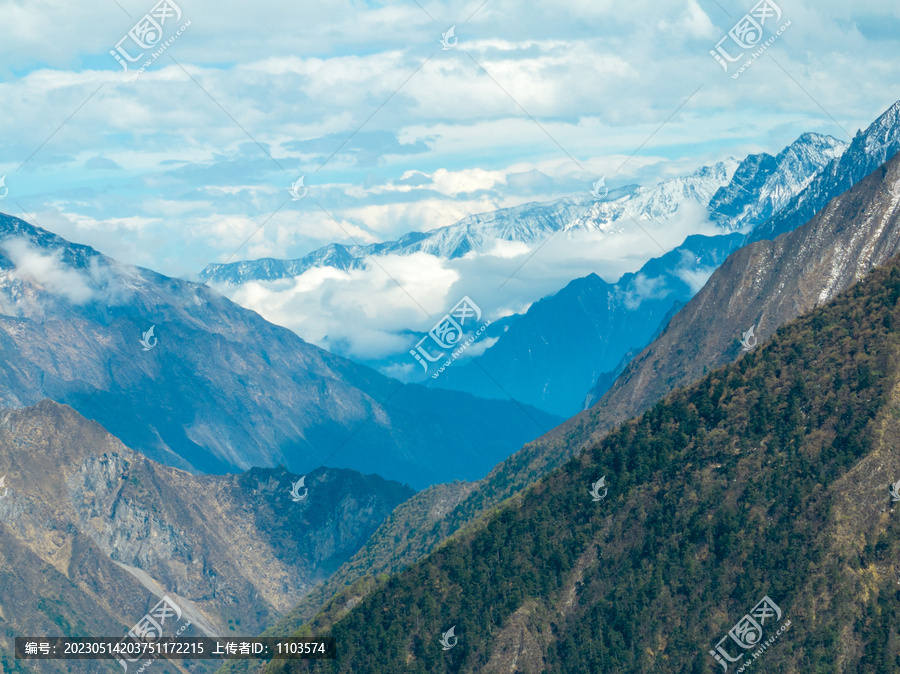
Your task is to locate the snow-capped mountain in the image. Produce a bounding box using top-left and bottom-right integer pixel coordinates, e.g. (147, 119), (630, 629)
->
(430, 232), (746, 417)
(751, 100), (900, 243)
(710, 132), (847, 232)
(201, 133), (844, 287)
(200, 159), (750, 285)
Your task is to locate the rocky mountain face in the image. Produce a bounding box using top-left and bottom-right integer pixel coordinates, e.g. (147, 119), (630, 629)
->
(709, 131), (847, 232)
(0, 213), (559, 489)
(591, 147), (900, 447)
(430, 233), (745, 417)
(217, 480), (478, 674)
(572, 101), (900, 412)
(272, 247), (900, 673)
(0, 401), (413, 672)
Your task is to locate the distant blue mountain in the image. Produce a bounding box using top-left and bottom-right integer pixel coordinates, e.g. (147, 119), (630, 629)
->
(429, 233), (745, 416)
(427, 129), (877, 417)
(0, 214), (561, 489)
(196, 133), (843, 419)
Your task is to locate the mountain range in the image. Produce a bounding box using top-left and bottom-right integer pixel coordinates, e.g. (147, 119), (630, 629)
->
(197, 132), (846, 419)
(4, 93), (899, 674)
(0, 214), (560, 489)
(749, 100), (900, 243)
(201, 131), (845, 287)
(422, 130), (848, 415)
(198, 160), (731, 285)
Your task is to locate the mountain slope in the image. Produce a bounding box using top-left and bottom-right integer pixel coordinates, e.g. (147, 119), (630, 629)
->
(0, 213), (560, 489)
(271, 244), (900, 673)
(592, 148), (900, 444)
(0, 400), (412, 672)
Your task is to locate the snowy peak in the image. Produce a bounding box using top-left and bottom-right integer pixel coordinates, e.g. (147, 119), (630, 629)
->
(750, 99), (900, 243)
(710, 132), (846, 232)
(199, 126), (851, 287)
(200, 161), (741, 285)
(627, 158), (739, 221)
(857, 99), (900, 164)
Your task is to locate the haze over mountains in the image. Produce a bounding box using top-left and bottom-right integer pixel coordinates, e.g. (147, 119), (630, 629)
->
(0, 214), (559, 489)
(459, 106), (899, 417)
(197, 131), (846, 418)
(430, 233), (745, 416)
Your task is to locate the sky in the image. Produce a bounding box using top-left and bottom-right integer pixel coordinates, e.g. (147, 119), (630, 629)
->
(0, 0), (898, 376)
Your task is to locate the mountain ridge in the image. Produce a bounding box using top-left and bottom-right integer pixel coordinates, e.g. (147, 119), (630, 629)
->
(0, 399), (413, 672)
(200, 132), (843, 287)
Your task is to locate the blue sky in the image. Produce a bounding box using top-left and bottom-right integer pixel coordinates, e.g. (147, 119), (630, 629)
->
(0, 0), (897, 373)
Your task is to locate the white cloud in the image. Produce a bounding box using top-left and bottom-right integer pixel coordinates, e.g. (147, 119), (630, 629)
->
(1, 237), (95, 304)
(210, 202), (722, 374)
